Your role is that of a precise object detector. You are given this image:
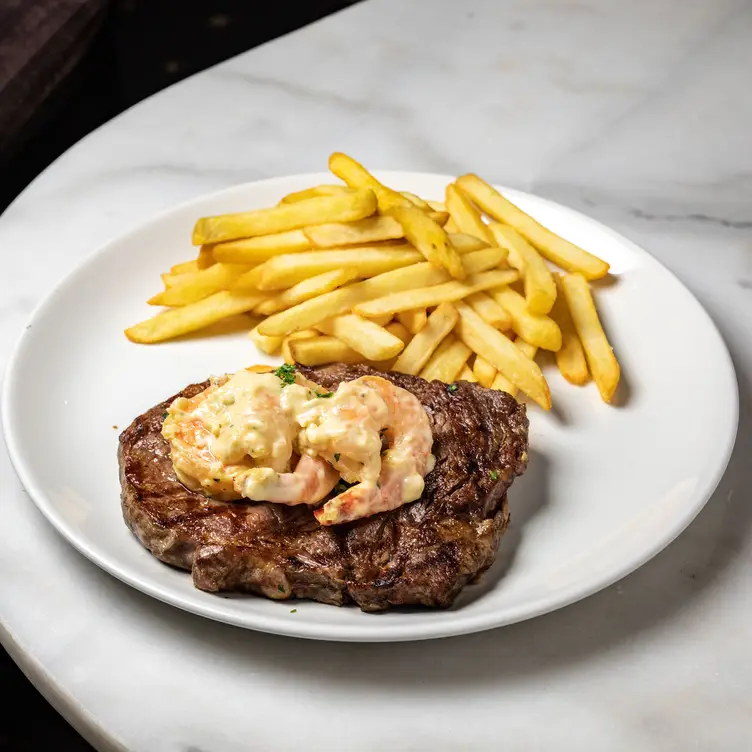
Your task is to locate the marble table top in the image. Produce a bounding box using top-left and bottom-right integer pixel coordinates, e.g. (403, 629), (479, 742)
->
(1, 0), (751, 749)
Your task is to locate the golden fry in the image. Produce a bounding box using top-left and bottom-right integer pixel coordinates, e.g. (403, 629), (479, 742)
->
(491, 371), (517, 397)
(304, 215), (405, 247)
(560, 273), (620, 402)
(254, 268), (357, 315)
(472, 356), (497, 388)
(445, 184), (494, 244)
(391, 303), (458, 376)
(282, 329), (319, 363)
(192, 188), (377, 245)
(459, 364), (477, 383)
(149, 263), (250, 306)
(466, 291), (512, 330)
(427, 201), (446, 212)
(456, 174), (609, 279)
(490, 223), (556, 315)
(550, 272), (589, 385)
(353, 269), (519, 318)
(212, 230), (311, 263)
(454, 301), (551, 409)
(389, 204), (465, 280)
(170, 259), (199, 274)
(126, 291), (264, 343)
(491, 287), (562, 351)
(316, 314), (404, 361)
(289, 336), (364, 366)
(230, 265), (265, 291)
(419, 335), (471, 383)
(385, 321), (412, 345)
(258, 246), (418, 290)
(400, 191), (431, 210)
(249, 325), (283, 355)
(196, 245), (215, 269)
(280, 185), (351, 203)
(448, 232), (492, 254)
(328, 152), (412, 212)
(398, 309), (427, 334)
(514, 337), (538, 360)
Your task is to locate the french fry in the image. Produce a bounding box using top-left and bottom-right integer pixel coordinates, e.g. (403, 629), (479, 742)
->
(353, 269), (519, 318)
(161, 272), (185, 288)
(258, 249), (509, 337)
(550, 272), (589, 385)
(126, 291), (265, 343)
(258, 246), (419, 290)
(448, 232), (491, 254)
(304, 215), (404, 248)
(398, 309), (427, 334)
(282, 329), (319, 363)
(401, 191), (431, 210)
(560, 273), (620, 402)
(472, 356), (497, 388)
(459, 364), (477, 383)
(419, 335), (471, 383)
(491, 287), (562, 351)
(328, 152), (412, 212)
(254, 268), (358, 316)
(249, 325), (283, 355)
(192, 188), (377, 245)
(363, 313), (393, 327)
(171, 260), (199, 274)
(303, 212), (447, 248)
(148, 263), (250, 306)
(385, 321), (412, 346)
(444, 218), (459, 234)
(196, 245), (215, 269)
(514, 337), (539, 360)
(212, 230), (311, 263)
(445, 184), (494, 244)
(391, 303), (458, 376)
(427, 201), (446, 212)
(454, 301), (551, 409)
(455, 174), (609, 280)
(316, 314), (404, 361)
(466, 291), (512, 330)
(389, 204), (465, 280)
(489, 223), (556, 315)
(230, 265), (265, 291)
(491, 371), (517, 397)
(280, 185), (351, 203)
(288, 336), (364, 366)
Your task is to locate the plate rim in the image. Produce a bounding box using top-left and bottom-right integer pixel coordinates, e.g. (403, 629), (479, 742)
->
(1, 171), (740, 642)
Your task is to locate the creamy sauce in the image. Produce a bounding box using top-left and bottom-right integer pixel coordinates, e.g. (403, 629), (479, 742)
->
(161, 368), (435, 520)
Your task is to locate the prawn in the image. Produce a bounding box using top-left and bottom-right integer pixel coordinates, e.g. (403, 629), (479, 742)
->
(234, 454), (339, 505)
(314, 376), (434, 526)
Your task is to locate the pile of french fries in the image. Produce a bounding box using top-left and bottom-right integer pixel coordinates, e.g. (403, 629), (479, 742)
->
(126, 153), (621, 409)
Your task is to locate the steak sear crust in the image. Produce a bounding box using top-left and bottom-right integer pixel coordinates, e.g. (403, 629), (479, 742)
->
(118, 364), (528, 611)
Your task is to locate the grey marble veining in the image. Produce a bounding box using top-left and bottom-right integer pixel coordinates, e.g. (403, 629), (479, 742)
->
(1, 0), (751, 749)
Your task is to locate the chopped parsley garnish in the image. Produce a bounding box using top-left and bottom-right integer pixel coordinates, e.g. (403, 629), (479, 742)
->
(162, 412), (169, 420)
(290, 609), (297, 614)
(274, 363), (297, 387)
(489, 470), (498, 481)
(316, 391), (333, 398)
(334, 453), (341, 461)
(447, 383), (459, 393)
(277, 584), (285, 593)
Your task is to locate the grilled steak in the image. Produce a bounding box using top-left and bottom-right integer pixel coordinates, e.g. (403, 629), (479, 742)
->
(118, 364), (529, 611)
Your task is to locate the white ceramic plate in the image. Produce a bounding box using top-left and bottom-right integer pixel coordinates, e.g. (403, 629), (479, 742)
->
(2, 172), (738, 642)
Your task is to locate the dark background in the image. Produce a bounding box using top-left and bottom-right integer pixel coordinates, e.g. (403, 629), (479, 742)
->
(0, 1), (359, 749)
